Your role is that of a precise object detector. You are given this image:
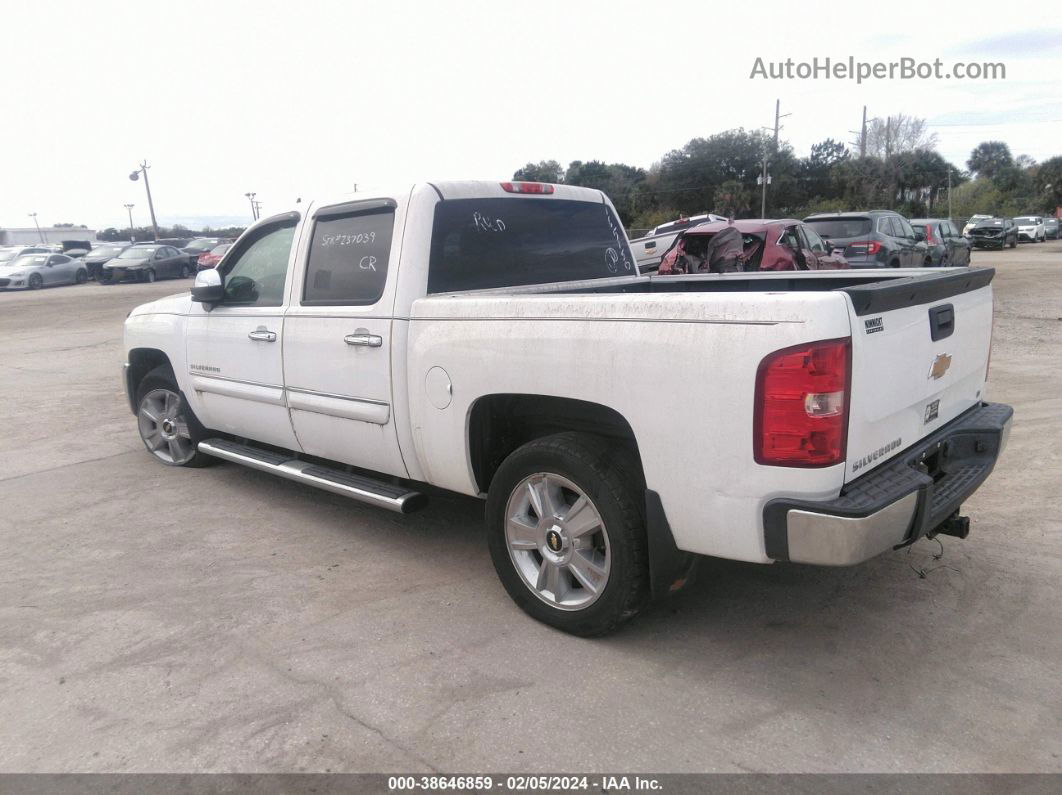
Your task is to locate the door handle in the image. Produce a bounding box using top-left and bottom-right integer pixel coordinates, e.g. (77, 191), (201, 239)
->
(344, 333), (383, 347)
(248, 327), (277, 342)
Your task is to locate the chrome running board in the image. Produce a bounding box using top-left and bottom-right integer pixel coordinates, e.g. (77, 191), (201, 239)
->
(197, 438), (426, 514)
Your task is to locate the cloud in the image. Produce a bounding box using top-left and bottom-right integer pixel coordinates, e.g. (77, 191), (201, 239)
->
(948, 30), (1062, 58)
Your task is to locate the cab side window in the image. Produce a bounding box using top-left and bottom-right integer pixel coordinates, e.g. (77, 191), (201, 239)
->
(303, 205), (395, 306)
(219, 221), (296, 307)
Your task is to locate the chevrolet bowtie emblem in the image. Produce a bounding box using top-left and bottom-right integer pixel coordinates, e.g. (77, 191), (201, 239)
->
(930, 353), (952, 380)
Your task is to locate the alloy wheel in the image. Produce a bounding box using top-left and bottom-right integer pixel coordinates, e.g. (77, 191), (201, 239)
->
(137, 388), (196, 465)
(504, 473), (611, 611)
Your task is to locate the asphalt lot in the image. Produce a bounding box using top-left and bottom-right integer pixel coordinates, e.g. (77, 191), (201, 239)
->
(1, 246), (1060, 774)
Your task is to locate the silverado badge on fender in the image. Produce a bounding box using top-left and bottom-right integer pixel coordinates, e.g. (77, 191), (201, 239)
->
(929, 353), (952, 380)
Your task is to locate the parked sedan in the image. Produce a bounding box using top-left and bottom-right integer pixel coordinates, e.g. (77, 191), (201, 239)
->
(82, 243), (130, 280)
(1045, 218), (1060, 240)
(196, 242), (233, 270)
(656, 219), (849, 273)
(0, 253), (88, 290)
(0, 245), (52, 265)
(1014, 216), (1046, 243)
(99, 244), (196, 283)
(968, 218), (1018, 249)
(910, 219), (971, 266)
(184, 237), (232, 257)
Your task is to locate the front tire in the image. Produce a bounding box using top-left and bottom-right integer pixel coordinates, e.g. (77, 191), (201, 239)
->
(28, 273), (43, 290)
(486, 432), (649, 636)
(136, 367), (213, 467)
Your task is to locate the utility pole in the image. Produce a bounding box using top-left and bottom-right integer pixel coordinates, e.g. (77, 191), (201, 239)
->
(28, 212), (44, 242)
(245, 192), (258, 221)
(947, 170), (952, 220)
(850, 106), (876, 158)
(760, 158), (769, 218)
(860, 106), (868, 158)
(124, 204), (135, 241)
(128, 161), (159, 241)
(885, 116), (892, 159)
(759, 99), (791, 218)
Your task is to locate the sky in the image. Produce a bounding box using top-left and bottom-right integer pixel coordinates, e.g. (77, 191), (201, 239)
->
(2, 0), (1060, 231)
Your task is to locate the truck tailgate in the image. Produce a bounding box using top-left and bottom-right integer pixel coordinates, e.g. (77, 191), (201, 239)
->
(842, 268), (995, 483)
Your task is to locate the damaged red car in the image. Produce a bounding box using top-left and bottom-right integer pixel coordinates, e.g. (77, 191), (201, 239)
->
(656, 219), (849, 274)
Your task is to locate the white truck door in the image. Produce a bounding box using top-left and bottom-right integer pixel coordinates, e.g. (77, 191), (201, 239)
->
(184, 215), (301, 450)
(281, 198), (408, 479)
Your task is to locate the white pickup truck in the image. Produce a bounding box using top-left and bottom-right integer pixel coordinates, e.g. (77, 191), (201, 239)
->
(122, 180), (1012, 636)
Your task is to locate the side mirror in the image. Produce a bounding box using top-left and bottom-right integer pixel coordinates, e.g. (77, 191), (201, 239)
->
(190, 268), (223, 303)
(824, 241), (834, 254)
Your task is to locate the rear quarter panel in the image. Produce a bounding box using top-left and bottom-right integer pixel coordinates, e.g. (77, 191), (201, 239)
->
(406, 291), (853, 563)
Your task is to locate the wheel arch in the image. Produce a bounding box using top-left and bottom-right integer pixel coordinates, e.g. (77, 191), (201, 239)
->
(125, 348), (173, 413)
(467, 394), (643, 495)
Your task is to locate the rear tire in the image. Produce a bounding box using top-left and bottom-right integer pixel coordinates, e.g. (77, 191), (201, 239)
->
(486, 432), (649, 637)
(179, 263), (191, 278)
(135, 366), (213, 468)
(75, 268), (87, 284)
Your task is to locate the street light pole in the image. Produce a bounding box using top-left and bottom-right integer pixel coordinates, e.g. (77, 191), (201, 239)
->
(245, 192), (257, 221)
(129, 161), (160, 241)
(28, 212), (44, 242)
(124, 204), (136, 242)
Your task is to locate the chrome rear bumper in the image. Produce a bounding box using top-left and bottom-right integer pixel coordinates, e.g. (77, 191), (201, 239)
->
(763, 402), (1013, 566)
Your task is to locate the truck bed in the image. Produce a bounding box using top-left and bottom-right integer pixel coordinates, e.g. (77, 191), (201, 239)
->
(408, 266), (996, 562)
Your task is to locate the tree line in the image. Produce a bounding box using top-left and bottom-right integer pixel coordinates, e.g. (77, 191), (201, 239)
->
(513, 119), (1061, 235)
(98, 224), (248, 242)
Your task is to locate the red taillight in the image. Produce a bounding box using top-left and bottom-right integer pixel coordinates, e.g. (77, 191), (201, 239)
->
(924, 225), (936, 245)
(847, 241), (881, 255)
(754, 338), (851, 467)
(500, 181), (555, 194)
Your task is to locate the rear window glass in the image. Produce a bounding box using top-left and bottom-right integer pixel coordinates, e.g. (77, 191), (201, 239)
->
(428, 198), (634, 293)
(803, 218), (872, 238)
(303, 208), (395, 305)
